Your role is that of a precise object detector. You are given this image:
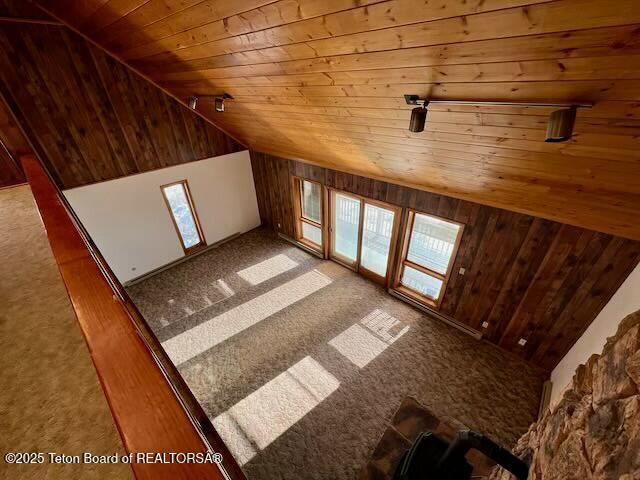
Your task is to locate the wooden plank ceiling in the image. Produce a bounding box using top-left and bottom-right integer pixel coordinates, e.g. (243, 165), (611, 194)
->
(33, 0), (640, 240)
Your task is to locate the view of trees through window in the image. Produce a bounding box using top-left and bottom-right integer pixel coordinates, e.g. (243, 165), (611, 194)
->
(162, 181), (203, 250)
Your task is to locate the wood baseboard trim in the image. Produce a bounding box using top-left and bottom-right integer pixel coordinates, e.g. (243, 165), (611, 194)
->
(389, 288), (482, 340)
(278, 232), (325, 259)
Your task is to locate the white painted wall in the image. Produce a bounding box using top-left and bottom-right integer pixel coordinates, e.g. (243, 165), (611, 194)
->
(64, 151), (261, 283)
(549, 262), (640, 405)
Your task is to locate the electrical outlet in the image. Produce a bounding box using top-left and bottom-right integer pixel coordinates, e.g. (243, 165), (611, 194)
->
(481, 321), (489, 329)
(518, 338), (527, 346)
(459, 267), (465, 275)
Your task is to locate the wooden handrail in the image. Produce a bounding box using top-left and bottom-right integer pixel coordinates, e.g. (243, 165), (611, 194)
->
(21, 154), (245, 480)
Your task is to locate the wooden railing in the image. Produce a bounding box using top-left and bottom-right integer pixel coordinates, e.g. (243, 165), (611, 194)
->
(21, 154), (246, 480)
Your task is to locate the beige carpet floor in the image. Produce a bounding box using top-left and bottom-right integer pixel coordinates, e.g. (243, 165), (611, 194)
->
(0, 185), (131, 480)
(128, 228), (546, 480)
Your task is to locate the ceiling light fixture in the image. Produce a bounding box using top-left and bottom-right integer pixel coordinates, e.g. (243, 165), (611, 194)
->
(187, 93), (234, 112)
(545, 106), (577, 143)
(409, 101), (429, 133)
(403, 95), (591, 141)
(214, 93), (234, 112)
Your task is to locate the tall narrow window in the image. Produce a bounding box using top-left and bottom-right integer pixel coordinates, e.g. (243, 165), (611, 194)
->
(161, 180), (206, 254)
(395, 210), (462, 306)
(294, 178), (323, 251)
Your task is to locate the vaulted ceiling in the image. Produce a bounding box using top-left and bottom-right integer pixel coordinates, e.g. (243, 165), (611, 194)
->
(25, 0), (640, 239)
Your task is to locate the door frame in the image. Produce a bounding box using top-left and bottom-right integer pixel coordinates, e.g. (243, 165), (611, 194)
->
(327, 187), (402, 287)
(328, 188), (362, 270)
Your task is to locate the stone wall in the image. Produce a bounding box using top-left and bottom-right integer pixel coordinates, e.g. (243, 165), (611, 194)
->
(491, 310), (640, 480)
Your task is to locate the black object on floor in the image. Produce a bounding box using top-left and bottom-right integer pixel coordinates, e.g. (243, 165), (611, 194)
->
(393, 430), (529, 480)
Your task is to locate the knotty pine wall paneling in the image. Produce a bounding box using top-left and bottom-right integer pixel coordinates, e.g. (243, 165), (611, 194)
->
(0, 21), (243, 190)
(250, 151), (640, 371)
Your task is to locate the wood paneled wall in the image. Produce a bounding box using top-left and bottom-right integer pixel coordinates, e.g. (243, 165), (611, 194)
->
(0, 97), (30, 187)
(0, 20), (243, 189)
(251, 151), (640, 371)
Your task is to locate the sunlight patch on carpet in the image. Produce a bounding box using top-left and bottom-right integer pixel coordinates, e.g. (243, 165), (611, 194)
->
(216, 278), (235, 297)
(162, 269), (332, 365)
(213, 356), (340, 465)
(237, 254), (299, 285)
(329, 309), (409, 368)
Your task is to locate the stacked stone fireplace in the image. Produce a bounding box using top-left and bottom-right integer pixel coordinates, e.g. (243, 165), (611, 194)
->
(491, 310), (640, 479)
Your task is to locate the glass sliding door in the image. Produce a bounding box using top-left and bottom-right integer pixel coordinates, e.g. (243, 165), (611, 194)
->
(329, 189), (400, 284)
(330, 191), (361, 266)
(360, 203), (396, 279)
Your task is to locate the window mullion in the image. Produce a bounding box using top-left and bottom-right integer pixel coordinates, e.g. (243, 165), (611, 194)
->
(300, 217), (322, 228)
(402, 259), (446, 280)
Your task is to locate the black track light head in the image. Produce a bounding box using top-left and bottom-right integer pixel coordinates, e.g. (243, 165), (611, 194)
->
(409, 104), (428, 133)
(545, 106), (577, 142)
(215, 93), (234, 112)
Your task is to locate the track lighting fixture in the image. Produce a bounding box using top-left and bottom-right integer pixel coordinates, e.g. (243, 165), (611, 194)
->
(187, 93), (234, 112)
(409, 101), (429, 133)
(403, 95), (591, 142)
(214, 93), (234, 112)
(545, 106), (577, 142)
